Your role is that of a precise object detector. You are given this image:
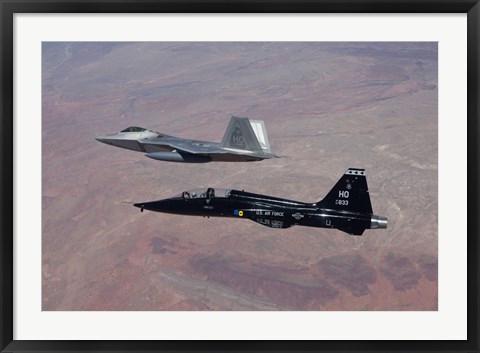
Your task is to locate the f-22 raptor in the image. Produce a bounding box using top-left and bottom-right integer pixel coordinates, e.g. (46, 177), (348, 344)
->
(134, 168), (387, 235)
(95, 116), (276, 163)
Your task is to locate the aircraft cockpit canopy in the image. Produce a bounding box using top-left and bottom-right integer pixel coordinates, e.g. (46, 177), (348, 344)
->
(121, 126), (147, 133)
(178, 188), (231, 199)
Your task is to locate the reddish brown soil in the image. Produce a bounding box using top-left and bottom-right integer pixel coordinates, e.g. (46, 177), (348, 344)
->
(42, 42), (437, 311)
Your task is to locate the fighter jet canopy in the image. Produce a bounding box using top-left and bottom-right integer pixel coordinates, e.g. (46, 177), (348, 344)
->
(177, 188), (231, 199)
(120, 126), (147, 133)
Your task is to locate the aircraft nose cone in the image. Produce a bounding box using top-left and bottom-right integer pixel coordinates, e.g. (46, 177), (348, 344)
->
(95, 135), (120, 147)
(133, 199), (173, 213)
(95, 136), (109, 143)
(134, 203), (145, 212)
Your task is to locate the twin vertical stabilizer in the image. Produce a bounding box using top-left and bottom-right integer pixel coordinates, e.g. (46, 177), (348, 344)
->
(220, 116), (272, 154)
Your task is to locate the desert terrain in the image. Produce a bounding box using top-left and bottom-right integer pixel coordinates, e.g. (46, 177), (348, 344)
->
(42, 42), (437, 310)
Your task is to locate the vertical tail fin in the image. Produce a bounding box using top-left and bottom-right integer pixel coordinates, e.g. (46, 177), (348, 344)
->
(220, 116), (271, 153)
(248, 119), (271, 153)
(318, 168), (373, 214)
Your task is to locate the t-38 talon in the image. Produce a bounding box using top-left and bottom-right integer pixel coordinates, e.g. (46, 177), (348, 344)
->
(134, 168), (387, 235)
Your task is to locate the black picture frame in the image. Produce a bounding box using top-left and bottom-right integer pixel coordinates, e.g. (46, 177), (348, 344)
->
(1, 1), (478, 352)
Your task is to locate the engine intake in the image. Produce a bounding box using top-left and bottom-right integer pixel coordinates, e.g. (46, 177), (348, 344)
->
(145, 151), (211, 163)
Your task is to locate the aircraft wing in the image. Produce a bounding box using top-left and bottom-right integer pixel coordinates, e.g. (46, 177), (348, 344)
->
(144, 137), (273, 158)
(144, 137), (224, 154)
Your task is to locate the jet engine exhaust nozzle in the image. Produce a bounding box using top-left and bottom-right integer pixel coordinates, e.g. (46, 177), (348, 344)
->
(371, 215), (388, 229)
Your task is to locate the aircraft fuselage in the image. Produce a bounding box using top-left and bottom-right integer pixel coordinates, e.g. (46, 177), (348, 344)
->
(134, 189), (387, 235)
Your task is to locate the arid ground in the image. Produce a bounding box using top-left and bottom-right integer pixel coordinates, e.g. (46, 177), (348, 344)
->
(42, 42), (437, 310)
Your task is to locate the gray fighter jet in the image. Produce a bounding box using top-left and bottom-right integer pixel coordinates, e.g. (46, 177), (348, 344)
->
(95, 116), (277, 163)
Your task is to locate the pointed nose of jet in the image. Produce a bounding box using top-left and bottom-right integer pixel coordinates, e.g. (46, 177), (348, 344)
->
(95, 135), (112, 144)
(134, 199), (173, 213)
(134, 202), (145, 212)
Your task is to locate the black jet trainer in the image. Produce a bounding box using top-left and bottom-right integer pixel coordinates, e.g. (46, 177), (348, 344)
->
(134, 168), (387, 236)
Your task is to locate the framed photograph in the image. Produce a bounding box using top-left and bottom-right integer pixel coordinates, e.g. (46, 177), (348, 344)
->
(1, 1), (478, 352)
